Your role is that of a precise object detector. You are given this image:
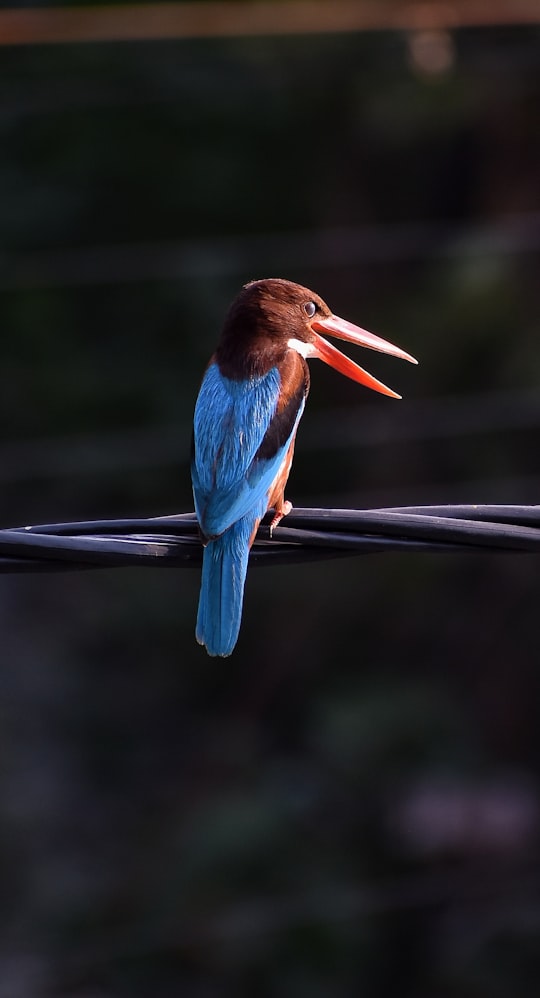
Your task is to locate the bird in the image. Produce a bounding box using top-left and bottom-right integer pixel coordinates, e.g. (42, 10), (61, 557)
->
(191, 278), (417, 657)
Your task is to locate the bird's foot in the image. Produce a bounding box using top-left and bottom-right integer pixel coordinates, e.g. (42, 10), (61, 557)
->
(269, 500), (292, 537)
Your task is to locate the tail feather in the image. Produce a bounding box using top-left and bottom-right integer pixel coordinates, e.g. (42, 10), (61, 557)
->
(196, 515), (256, 657)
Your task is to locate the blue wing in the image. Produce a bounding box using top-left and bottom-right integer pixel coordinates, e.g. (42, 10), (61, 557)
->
(191, 362), (305, 538)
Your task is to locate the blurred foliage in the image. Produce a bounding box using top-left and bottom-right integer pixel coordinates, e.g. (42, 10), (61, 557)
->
(1, 6), (540, 997)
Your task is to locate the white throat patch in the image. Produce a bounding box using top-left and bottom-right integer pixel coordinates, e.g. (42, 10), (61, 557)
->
(287, 337), (317, 359)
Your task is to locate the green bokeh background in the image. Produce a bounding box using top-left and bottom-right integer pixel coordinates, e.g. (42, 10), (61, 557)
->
(1, 6), (540, 996)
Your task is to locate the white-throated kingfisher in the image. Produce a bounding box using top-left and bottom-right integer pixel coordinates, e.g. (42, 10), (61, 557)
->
(191, 278), (417, 656)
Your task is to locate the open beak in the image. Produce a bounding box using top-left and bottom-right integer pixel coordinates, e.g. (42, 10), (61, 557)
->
(310, 314), (418, 399)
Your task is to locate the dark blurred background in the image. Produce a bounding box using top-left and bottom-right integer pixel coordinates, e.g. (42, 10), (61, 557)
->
(1, 2), (540, 995)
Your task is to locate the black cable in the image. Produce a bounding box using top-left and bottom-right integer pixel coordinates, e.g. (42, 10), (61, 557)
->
(1, 505), (539, 573)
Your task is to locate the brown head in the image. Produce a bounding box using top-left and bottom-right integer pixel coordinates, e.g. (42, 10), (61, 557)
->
(215, 278), (417, 396)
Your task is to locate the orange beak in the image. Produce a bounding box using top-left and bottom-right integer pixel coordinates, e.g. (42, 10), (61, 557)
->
(310, 314), (418, 399)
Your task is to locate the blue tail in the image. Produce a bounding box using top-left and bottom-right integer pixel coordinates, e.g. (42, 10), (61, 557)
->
(196, 514), (256, 657)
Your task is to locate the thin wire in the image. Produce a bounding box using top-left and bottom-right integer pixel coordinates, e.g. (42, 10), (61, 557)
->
(1, 505), (540, 573)
(1, 387), (540, 487)
(3, 214), (540, 291)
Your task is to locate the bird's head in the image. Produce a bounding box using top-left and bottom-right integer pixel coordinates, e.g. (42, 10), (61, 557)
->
(216, 278), (417, 396)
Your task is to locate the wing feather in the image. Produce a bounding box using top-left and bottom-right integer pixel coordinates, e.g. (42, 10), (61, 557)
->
(192, 362), (306, 538)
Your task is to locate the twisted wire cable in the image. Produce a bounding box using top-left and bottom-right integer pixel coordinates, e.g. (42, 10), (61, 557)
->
(1, 505), (539, 573)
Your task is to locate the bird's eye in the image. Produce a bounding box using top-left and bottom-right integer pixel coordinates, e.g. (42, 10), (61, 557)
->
(304, 301), (316, 318)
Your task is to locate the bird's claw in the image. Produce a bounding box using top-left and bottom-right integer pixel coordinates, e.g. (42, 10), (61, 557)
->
(269, 500), (292, 537)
